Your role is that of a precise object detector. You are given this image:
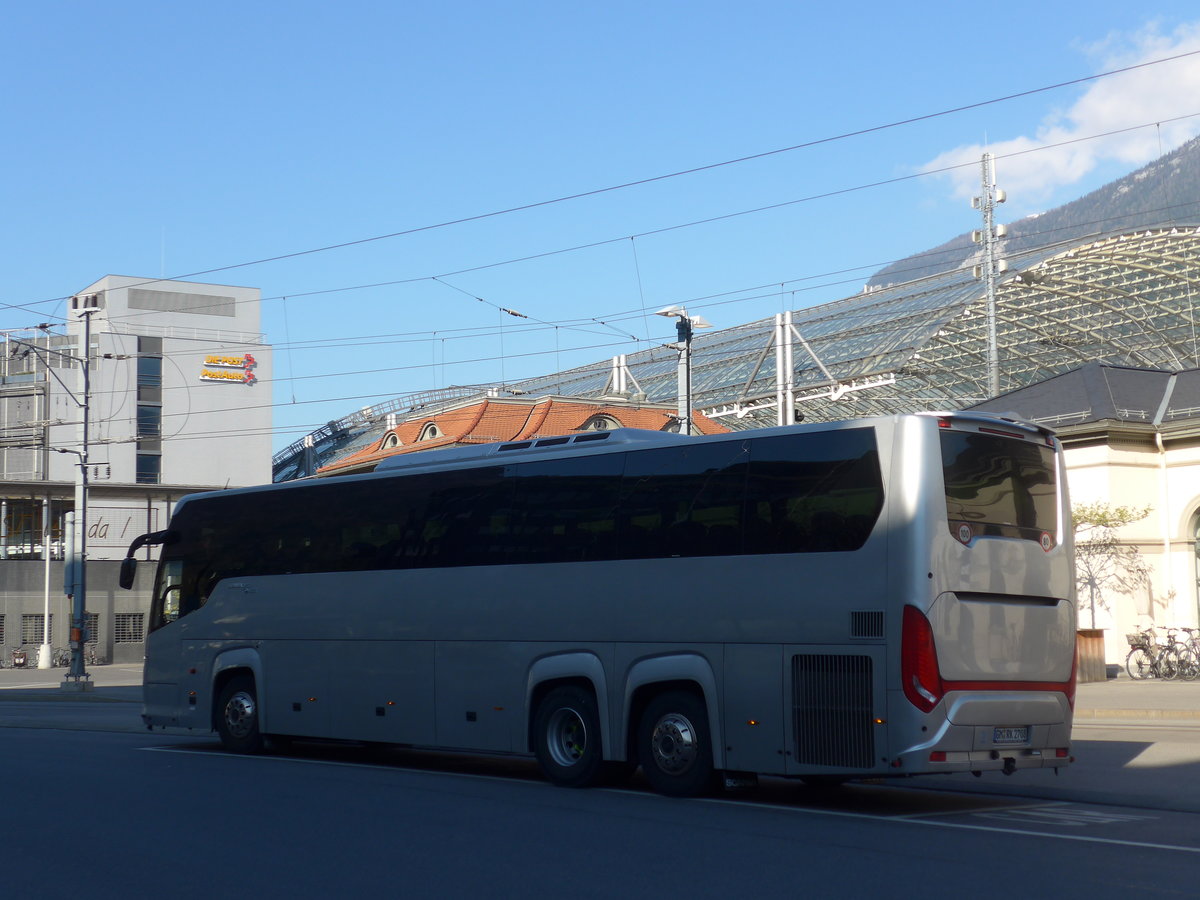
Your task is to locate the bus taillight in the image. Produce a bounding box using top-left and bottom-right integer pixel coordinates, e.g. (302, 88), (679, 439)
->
(901, 605), (944, 713)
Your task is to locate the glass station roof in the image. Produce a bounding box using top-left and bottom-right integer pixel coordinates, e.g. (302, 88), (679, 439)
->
(275, 226), (1200, 480)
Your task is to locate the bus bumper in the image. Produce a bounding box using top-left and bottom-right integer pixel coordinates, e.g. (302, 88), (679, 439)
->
(895, 690), (1074, 774)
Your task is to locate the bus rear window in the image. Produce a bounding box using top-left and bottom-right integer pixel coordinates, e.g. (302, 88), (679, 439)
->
(940, 430), (1057, 542)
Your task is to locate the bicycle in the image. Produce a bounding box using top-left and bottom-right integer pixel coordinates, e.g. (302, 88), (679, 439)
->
(1125, 629), (1184, 680)
(1175, 628), (1200, 681)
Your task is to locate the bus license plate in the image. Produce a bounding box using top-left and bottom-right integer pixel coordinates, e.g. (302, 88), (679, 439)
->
(993, 727), (1029, 744)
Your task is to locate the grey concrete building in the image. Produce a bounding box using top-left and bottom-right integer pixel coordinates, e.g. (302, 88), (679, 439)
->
(1, 275), (271, 664)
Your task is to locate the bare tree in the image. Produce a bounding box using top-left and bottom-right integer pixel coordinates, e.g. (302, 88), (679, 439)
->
(1072, 501), (1152, 629)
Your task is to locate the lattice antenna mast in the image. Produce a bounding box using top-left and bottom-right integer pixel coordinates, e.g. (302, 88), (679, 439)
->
(972, 152), (1008, 398)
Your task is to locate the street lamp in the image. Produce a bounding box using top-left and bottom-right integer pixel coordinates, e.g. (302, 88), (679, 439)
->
(4, 322), (91, 677)
(63, 298), (98, 688)
(656, 305), (712, 435)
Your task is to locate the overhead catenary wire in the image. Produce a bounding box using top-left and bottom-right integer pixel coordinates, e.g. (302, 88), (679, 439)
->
(72, 186), (1200, 417)
(41, 107), (1200, 347)
(11, 123), (1200, 446)
(8, 45), (1200, 325)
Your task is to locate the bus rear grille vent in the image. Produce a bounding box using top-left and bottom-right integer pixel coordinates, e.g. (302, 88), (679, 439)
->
(792, 654), (874, 769)
(850, 610), (884, 639)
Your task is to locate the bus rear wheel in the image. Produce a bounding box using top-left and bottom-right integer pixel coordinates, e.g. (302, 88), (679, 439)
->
(637, 691), (715, 797)
(533, 685), (604, 788)
(216, 674), (265, 754)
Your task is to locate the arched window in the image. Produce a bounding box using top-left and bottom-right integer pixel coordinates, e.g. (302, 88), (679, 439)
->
(579, 414), (621, 432)
(380, 432), (401, 450)
(417, 422), (442, 442)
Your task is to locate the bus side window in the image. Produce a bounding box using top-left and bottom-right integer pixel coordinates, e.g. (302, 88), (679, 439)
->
(509, 455), (624, 564)
(746, 429), (883, 554)
(619, 442), (748, 559)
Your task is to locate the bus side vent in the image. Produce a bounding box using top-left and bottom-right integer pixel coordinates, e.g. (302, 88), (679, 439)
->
(792, 654), (874, 769)
(850, 610), (884, 639)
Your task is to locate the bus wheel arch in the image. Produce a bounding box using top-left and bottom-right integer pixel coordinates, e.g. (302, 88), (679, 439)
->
(622, 653), (724, 774)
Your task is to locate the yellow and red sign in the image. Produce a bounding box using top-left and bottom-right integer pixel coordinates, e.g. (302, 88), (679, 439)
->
(200, 353), (258, 385)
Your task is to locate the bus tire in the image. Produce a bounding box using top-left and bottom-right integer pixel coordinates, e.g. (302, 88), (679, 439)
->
(216, 674), (265, 754)
(637, 690), (715, 798)
(533, 685), (604, 788)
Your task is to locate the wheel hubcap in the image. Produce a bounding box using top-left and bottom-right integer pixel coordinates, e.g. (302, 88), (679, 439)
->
(547, 707), (587, 767)
(224, 691), (256, 738)
(651, 712), (698, 774)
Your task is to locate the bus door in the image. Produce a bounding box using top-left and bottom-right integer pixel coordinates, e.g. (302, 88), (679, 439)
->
(783, 644), (887, 777)
(143, 557), (186, 726)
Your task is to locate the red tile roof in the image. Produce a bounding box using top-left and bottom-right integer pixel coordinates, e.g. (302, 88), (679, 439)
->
(317, 396), (729, 476)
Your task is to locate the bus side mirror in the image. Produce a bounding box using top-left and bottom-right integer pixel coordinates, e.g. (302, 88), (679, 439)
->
(118, 557), (137, 590)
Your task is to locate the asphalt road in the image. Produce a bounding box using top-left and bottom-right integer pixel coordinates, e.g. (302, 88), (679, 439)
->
(2, 666), (1200, 898)
(1, 726), (1198, 899)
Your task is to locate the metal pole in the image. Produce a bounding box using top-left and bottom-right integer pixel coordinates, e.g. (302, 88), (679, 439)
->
(784, 310), (796, 425)
(777, 314), (787, 427)
(66, 308), (92, 685)
(980, 152), (1002, 398)
(39, 497), (51, 668)
(675, 316), (693, 435)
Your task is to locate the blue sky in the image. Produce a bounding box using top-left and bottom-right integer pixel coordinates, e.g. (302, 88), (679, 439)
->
(5, 2), (1200, 451)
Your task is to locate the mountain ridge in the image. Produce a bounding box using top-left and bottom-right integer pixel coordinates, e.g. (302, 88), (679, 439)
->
(868, 136), (1200, 287)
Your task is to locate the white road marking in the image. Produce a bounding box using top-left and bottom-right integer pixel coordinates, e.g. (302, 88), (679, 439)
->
(700, 796), (1198, 855)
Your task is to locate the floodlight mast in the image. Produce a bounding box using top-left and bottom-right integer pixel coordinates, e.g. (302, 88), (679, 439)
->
(655, 306), (712, 434)
(973, 152), (1007, 398)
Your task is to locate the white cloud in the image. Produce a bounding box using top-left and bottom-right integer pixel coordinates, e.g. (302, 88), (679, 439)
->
(922, 22), (1200, 206)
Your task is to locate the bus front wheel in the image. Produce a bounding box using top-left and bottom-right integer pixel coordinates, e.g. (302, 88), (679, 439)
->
(216, 674), (265, 754)
(533, 685), (604, 788)
(637, 691), (715, 797)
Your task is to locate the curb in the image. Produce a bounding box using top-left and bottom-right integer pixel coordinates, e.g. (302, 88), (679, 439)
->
(1072, 708), (1200, 722)
(0, 689), (140, 704)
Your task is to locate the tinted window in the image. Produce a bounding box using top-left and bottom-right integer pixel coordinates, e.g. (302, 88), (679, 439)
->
(940, 430), (1056, 540)
(415, 467), (514, 566)
(619, 441), (749, 558)
(508, 455), (623, 563)
(745, 429), (883, 553)
(155, 429), (887, 617)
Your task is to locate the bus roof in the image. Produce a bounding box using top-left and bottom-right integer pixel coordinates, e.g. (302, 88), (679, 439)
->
(173, 411), (1052, 514)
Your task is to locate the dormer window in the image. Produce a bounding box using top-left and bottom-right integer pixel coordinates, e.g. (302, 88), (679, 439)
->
(579, 415), (620, 432)
(381, 432), (401, 450)
(417, 422), (443, 442)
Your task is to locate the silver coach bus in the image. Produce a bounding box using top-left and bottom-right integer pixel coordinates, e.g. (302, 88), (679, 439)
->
(119, 411), (1076, 796)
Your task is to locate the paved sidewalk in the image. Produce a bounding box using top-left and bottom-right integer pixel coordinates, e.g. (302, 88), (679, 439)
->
(0, 662), (142, 703)
(1074, 674), (1200, 721)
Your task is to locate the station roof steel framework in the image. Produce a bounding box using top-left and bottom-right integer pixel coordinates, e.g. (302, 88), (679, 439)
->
(274, 226), (1200, 481)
